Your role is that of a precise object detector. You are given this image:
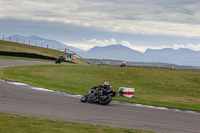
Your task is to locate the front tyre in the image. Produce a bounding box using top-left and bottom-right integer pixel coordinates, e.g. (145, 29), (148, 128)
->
(99, 96), (112, 105)
(80, 94), (89, 102)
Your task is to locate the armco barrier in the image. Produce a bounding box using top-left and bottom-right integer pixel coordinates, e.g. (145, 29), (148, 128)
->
(0, 51), (57, 61)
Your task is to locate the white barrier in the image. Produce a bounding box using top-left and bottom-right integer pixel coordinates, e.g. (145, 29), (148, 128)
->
(119, 87), (135, 98)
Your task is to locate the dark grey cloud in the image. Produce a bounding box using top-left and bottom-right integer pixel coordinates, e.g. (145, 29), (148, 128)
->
(0, 0), (200, 51)
(1, 18), (199, 46)
(0, 0), (200, 37)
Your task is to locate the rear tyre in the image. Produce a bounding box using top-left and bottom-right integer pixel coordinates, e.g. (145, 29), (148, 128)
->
(99, 96), (112, 105)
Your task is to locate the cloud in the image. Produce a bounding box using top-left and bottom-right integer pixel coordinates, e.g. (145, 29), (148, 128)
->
(173, 43), (200, 51)
(86, 38), (129, 47)
(87, 38), (117, 46)
(85, 38), (167, 52)
(65, 42), (93, 51)
(1, 0), (200, 37)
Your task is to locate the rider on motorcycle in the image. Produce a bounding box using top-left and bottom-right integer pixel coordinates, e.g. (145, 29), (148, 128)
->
(91, 82), (117, 96)
(91, 82), (110, 90)
(80, 82), (117, 105)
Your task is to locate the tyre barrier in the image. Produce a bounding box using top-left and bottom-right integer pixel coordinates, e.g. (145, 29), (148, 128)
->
(119, 87), (135, 98)
(0, 51), (57, 61)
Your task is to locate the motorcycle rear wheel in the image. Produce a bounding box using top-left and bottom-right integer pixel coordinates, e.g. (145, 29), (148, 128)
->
(99, 96), (112, 105)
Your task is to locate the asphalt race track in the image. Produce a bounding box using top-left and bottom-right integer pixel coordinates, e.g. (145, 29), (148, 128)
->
(0, 59), (200, 133)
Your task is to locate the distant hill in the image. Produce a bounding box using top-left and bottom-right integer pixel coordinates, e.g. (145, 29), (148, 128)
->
(79, 44), (144, 62)
(0, 40), (87, 64)
(0, 39), (66, 58)
(5, 35), (84, 53)
(78, 44), (200, 66)
(144, 48), (200, 66)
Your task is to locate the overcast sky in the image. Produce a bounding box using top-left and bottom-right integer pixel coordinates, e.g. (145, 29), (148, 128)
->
(0, 0), (200, 52)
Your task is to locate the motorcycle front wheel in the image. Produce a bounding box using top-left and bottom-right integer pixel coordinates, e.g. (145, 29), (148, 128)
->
(99, 96), (112, 105)
(80, 94), (89, 102)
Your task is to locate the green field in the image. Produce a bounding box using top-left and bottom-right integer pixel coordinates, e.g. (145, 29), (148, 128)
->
(0, 113), (153, 133)
(0, 64), (200, 111)
(0, 40), (66, 57)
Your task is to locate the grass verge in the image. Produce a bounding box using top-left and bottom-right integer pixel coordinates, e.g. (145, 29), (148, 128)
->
(0, 113), (153, 133)
(0, 65), (200, 111)
(0, 40), (65, 58)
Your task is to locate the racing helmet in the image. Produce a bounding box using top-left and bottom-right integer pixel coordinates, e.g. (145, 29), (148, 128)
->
(104, 82), (109, 85)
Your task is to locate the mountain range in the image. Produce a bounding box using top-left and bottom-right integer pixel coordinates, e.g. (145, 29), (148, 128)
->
(78, 44), (200, 66)
(3, 35), (200, 66)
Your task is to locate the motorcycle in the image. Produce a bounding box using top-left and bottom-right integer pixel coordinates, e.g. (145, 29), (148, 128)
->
(80, 86), (117, 105)
(55, 56), (64, 64)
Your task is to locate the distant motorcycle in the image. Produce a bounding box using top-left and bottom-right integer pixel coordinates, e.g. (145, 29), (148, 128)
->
(80, 85), (117, 105)
(120, 62), (127, 67)
(55, 56), (64, 64)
